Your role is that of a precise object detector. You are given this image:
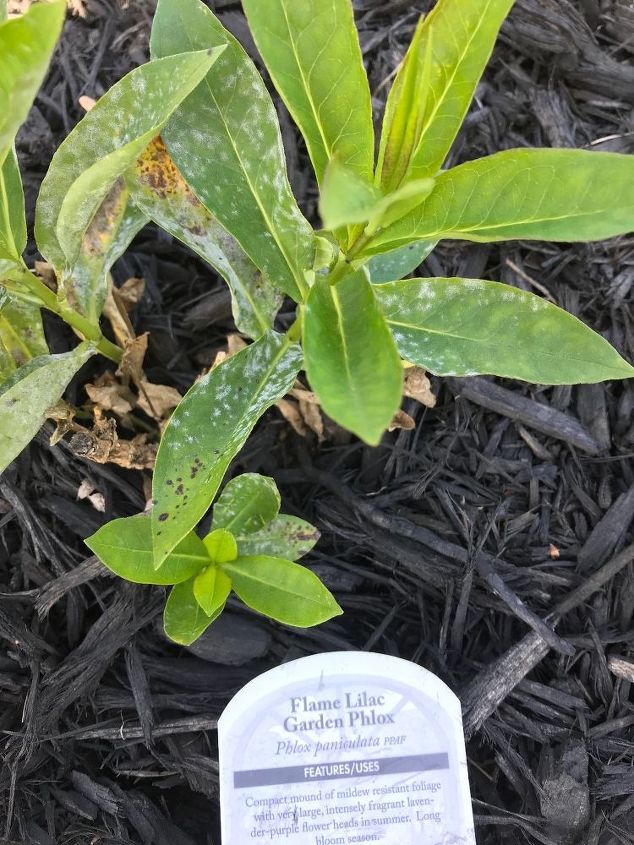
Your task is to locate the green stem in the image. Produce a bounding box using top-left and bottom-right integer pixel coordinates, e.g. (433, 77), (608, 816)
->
(5, 266), (123, 363)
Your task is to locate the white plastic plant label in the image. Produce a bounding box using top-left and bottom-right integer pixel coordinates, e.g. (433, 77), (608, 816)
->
(219, 651), (475, 844)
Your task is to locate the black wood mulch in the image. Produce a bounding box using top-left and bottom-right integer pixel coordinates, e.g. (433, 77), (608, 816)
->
(2, 1), (634, 843)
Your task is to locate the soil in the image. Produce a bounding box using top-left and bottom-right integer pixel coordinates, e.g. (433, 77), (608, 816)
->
(2, 1), (634, 843)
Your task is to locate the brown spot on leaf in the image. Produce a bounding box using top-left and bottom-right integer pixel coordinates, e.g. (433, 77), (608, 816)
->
(81, 177), (129, 259)
(158, 513), (169, 522)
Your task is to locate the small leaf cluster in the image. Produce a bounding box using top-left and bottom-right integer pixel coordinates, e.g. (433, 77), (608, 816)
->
(87, 474), (341, 645)
(2, 0), (634, 641)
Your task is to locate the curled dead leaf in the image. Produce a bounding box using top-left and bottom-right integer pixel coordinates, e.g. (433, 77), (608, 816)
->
(85, 372), (135, 417)
(116, 332), (148, 386)
(389, 409), (416, 432)
(137, 380), (181, 421)
(68, 409), (156, 470)
(404, 366), (436, 408)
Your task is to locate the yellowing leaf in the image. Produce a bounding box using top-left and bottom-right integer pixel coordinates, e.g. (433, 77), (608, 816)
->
(242, 0), (374, 185)
(203, 528), (238, 564)
(35, 48), (224, 304)
(128, 137), (281, 339)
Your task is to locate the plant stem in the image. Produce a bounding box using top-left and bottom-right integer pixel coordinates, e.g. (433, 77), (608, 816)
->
(5, 266), (123, 363)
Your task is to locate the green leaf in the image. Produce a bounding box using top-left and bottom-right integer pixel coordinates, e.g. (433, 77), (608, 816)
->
(212, 473), (280, 535)
(242, 0), (374, 186)
(0, 342), (94, 472)
(303, 270), (403, 444)
(0, 148), (26, 263)
(193, 565), (232, 616)
(127, 138), (280, 339)
(376, 0), (514, 191)
(236, 515), (319, 561)
(151, 0), (314, 303)
(365, 240), (436, 284)
(319, 158), (383, 231)
(164, 576), (225, 645)
(152, 330), (302, 567)
(203, 528), (238, 564)
(61, 180), (149, 321)
(0, 1), (7, 23)
(0, 0), (65, 156)
(319, 159), (435, 233)
(0, 293), (48, 371)
(368, 149), (634, 254)
(35, 49), (224, 289)
(222, 555), (342, 627)
(86, 514), (209, 585)
(376, 277), (634, 383)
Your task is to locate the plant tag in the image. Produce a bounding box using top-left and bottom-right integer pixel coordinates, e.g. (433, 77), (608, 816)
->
(219, 651), (475, 843)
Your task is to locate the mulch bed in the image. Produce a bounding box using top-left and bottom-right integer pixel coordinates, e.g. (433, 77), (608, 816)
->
(2, 1), (634, 843)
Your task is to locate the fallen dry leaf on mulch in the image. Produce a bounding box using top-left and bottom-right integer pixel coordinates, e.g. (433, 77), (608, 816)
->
(68, 409), (156, 470)
(404, 366), (436, 408)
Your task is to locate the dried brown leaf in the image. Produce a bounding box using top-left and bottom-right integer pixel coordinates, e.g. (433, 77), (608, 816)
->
(389, 409), (416, 432)
(116, 332), (148, 386)
(85, 372), (136, 417)
(404, 366), (436, 408)
(68, 410), (156, 470)
(137, 380), (181, 421)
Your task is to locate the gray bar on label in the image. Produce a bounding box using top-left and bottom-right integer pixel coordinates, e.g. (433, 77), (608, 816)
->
(233, 753), (449, 788)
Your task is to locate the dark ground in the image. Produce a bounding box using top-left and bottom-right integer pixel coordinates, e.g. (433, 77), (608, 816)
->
(2, 1), (634, 843)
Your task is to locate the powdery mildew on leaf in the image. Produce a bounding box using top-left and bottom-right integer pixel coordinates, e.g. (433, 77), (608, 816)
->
(35, 49), (219, 280)
(0, 342), (94, 472)
(129, 137), (280, 339)
(152, 330), (302, 566)
(375, 277), (634, 383)
(151, 0), (314, 302)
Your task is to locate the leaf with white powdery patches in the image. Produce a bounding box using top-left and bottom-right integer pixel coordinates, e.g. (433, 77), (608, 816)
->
(376, 277), (634, 383)
(152, 330), (302, 567)
(128, 137), (280, 339)
(151, 0), (314, 302)
(35, 48), (223, 303)
(236, 515), (319, 561)
(0, 342), (94, 472)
